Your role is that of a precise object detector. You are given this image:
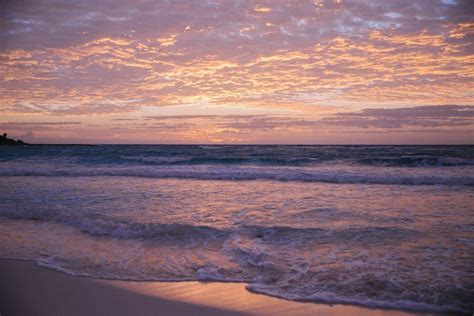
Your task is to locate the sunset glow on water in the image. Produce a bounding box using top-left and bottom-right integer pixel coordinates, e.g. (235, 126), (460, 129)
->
(1, 145), (473, 313)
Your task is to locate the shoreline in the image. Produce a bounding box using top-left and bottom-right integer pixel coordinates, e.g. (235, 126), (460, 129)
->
(0, 258), (427, 316)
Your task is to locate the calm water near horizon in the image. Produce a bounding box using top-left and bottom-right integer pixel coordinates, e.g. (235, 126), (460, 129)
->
(0, 145), (473, 313)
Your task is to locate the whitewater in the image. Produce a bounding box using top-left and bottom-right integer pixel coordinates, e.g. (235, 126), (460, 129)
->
(0, 145), (473, 313)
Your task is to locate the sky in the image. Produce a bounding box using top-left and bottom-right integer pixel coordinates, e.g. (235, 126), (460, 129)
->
(1, 0), (473, 144)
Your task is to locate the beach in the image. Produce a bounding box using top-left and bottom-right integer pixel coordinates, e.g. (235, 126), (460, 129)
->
(0, 258), (419, 316)
(0, 145), (472, 314)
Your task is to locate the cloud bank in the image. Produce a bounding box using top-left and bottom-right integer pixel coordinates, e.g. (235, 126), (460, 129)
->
(1, 0), (473, 143)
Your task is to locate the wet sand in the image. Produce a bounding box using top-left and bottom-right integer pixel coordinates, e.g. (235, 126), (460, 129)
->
(0, 258), (421, 316)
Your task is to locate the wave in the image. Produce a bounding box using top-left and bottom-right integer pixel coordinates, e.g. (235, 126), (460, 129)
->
(0, 165), (472, 185)
(358, 156), (474, 167)
(0, 214), (471, 313)
(3, 145), (472, 169)
(22, 256), (469, 314)
(119, 155), (321, 166)
(0, 209), (226, 240)
(246, 284), (472, 314)
(0, 207), (417, 242)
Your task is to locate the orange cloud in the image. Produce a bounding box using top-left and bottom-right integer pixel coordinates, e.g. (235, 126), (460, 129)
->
(1, 0), (473, 143)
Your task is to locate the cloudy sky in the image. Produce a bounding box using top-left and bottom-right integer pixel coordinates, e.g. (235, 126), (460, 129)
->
(1, 0), (473, 144)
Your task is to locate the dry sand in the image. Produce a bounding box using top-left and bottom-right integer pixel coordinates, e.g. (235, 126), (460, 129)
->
(0, 258), (421, 316)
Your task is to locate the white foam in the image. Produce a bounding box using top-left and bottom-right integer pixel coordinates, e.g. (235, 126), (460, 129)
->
(1, 164), (473, 185)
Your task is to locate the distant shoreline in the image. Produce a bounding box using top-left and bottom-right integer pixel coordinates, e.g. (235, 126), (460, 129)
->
(0, 133), (27, 146)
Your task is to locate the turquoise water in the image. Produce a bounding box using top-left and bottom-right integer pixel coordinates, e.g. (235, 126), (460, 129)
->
(0, 145), (473, 313)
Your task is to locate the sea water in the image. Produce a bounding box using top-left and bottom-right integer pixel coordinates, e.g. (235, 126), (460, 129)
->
(0, 145), (473, 313)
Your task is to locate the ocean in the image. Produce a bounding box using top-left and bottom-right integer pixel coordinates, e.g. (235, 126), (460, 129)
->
(0, 145), (473, 313)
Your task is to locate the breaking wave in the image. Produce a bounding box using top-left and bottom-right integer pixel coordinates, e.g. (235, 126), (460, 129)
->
(1, 164), (472, 185)
(0, 210), (471, 314)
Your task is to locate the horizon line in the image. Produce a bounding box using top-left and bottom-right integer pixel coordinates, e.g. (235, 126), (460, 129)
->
(11, 143), (474, 146)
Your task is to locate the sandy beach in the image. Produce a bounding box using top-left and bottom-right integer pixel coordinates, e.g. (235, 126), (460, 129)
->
(0, 258), (423, 316)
